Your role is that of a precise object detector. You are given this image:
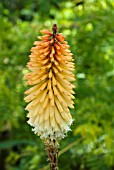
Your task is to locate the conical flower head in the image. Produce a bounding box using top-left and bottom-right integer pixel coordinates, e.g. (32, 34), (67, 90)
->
(24, 24), (75, 140)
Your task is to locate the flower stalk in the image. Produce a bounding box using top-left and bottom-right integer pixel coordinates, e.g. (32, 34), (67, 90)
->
(45, 138), (58, 170)
(24, 24), (75, 169)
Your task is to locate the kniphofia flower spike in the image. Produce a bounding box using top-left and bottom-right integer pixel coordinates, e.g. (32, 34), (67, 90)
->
(24, 24), (75, 169)
(24, 24), (75, 142)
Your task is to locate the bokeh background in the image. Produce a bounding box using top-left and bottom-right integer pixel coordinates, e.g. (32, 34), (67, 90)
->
(0, 0), (114, 170)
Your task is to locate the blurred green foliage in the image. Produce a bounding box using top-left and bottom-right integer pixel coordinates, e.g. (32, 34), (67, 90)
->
(0, 0), (114, 170)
